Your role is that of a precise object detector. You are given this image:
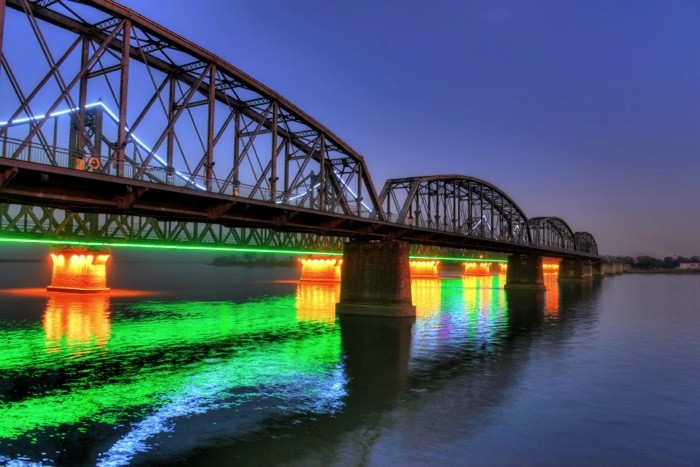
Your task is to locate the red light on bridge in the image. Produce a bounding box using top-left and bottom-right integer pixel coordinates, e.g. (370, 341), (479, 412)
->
(47, 247), (111, 293)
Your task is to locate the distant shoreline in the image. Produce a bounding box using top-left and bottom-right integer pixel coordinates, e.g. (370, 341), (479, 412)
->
(0, 258), (42, 263)
(629, 268), (700, 274)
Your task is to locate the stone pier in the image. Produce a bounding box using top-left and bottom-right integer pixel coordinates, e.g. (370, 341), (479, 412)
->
(504, 254), (545, 291)
(47, 246), (111, 293)
(409, 260), (440, 279)
(299, 257), (343, 281)
(336, 240), (416, 317)
(558, 258), (594, 282)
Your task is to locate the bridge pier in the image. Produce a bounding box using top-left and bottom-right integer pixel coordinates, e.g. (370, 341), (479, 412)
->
(504, 254), (545, 291)
(299, 257), (342, 282)
(558, 258), (594, 282)
(409, 260), (440, 279)
(463, 262), (492, 276)
(47, 246), (111, 293)
(336, 240), (416, 317)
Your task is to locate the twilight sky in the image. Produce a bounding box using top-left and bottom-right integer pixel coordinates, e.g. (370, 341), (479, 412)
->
(81, 1), (700, 256)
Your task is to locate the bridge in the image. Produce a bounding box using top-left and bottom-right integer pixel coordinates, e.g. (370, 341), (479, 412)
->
(0, 0), (613, 316)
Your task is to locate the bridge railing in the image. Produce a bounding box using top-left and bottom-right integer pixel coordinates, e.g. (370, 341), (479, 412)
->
(0, 136), (378, 219)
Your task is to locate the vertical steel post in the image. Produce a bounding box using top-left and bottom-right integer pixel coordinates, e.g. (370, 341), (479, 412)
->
(206, 64), (216, 191)
(232, 109), (240, 194)
(270, 101), (278, 201)
(356, 165), (363, 216)
(283, 139), (290, 201)
(0, 0), (6, 80)
(318, 135), (326, 209)
(116, 20), (131, 177)
(75, 35), (90, 169)
(166, 76), (176, 184)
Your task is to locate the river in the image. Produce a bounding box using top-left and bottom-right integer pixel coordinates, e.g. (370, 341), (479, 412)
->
(0, 254), (698, 466)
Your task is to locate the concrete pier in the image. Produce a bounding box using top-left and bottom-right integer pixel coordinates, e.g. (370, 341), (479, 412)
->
(336, 240), (416, 317)
(299, 257), (342, 282)
(504, 254), (545, 291)
(47, 247), (111, 293)
(558, 258), (594, 282)
(409, 260), (440, 278)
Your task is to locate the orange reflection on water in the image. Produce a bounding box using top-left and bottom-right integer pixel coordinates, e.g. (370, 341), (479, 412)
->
(295, 281), (340, 323)
(544, 277), (560, 316)
(43, 292), (111, 354)
(411, 278), (442, 317)
(1, 288), (153, 298)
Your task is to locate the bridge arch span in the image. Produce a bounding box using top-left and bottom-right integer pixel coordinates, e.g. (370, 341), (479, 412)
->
(527, 217), (576, 252)
(379, 175), (530, 243)
(0, 0), (383, 219)
(574, 231), (599, 255)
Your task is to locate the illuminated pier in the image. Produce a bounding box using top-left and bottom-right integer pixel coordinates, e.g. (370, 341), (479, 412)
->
(409, 260), (440, 278)
(299, 258), (343, 282)
(47, 247), (111, 293)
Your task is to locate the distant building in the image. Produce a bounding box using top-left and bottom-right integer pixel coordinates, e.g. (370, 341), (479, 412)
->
(679, 262), (700, 270)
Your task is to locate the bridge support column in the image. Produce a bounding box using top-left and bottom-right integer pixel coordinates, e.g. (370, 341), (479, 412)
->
(47, 246), (111, 293)
(592, 262), (603, 278)
(558, 258), (594, 282)
(504, 254), (545, 291)
(336, 240), (416, 317)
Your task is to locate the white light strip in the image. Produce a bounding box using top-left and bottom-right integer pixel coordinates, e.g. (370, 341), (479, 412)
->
(1, 101), (207, 190)
(333, 169), (372, 212)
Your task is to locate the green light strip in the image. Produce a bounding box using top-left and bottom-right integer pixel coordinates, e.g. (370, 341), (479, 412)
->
(0, 236), (342, 256)
(0, 237), (506, 262)
(409, 255), (507, 263)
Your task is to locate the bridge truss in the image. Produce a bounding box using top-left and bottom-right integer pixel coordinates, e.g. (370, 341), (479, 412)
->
(379, 175), (530, 243)
(0, 0), (601, 260)
(0, 0), (382, 218)
(0, 202), (348, 252)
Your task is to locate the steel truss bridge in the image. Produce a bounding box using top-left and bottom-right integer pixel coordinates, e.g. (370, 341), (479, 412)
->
(0, 0), (598, 260)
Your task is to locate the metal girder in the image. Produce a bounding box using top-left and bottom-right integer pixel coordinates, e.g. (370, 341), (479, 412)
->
(574, 231), (598, 255)
(528, 217), (576, 252)
(0, 1), (602, 261)
(0, 202), (348, 251)
(379, 174), (530, 244)
(1, 0), (384, 220)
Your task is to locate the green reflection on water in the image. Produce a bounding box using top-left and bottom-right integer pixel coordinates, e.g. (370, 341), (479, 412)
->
(0, 293), (341, 441)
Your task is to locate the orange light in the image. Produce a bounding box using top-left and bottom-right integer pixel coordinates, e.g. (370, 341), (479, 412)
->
(47, 247), (111, 292)
(411, 278), (441, 317)
(299, 257), (343, 282)
(295, 281), (340, 323)
(542, 258), (561, 277)
(43, 292), (111, 354)
(463, 262), (492, 276)
(410, 260), (439, 278)
(544, 276), (560, 316)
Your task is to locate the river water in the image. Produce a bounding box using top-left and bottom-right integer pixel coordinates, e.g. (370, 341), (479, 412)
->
(0, 255), (699, 466)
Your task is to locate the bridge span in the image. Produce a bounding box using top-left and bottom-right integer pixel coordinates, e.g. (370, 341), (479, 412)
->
(0, 0), (608, 316)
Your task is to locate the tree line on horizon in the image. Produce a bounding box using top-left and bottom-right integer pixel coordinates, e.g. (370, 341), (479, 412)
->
(605, 255), (700, 270)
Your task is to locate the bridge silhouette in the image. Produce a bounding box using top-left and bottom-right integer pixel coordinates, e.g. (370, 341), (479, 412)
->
(0, 0), (610, 315)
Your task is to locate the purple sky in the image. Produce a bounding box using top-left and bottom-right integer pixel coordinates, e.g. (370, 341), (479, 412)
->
(25, 1), (700, 257)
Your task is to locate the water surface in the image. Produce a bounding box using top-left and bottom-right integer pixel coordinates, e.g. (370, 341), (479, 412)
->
(0, 260), (698, 465)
